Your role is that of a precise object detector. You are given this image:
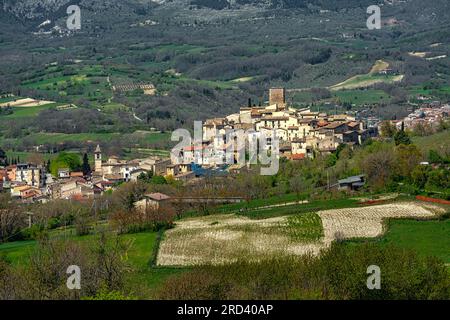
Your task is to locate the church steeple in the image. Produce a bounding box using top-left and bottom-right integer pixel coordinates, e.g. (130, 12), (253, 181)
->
(94, 145), (102, 173)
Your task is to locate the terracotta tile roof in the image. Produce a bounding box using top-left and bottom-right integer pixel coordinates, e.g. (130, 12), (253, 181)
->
(318, 120), (329, 127)
(145, 192), (171, 201)
(323, 121), (347, 129)
(261, 116), (289, 121)
(290, 153), (306, 160)
(70, 172), (84, 177)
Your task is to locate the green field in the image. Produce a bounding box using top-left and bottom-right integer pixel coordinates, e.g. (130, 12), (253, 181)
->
(330, 74), (403, 91)
(0, 230), (185, 297)
(21, 63), (113, 106)
(124, 148), (171, 159)
(333, 89), (391, 105)
(0, 96), (21, 104)
(408, 85), (450, 98)
(413, 130), (450, 154)
(31, 132), (120, 144)
(214, 194), (360, 219)
(7, 131), (170, 145)
(5, 150), (94, 165)
(2, 103), (60, 119)
(347, 218), (450, 265)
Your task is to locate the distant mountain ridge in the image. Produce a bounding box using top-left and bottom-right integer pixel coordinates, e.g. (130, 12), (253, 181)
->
(1, 0), (160, 20)
(1, 0), (385, 20)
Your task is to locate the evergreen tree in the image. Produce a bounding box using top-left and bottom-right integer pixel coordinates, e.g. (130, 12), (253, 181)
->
(82, 153), (91, 175)
(0, 148), (6, 166)
(394, 122), (411, 146)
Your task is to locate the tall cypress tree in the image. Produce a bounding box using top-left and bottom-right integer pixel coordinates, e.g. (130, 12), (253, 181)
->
(0, 148), (6, 166)
(82, 153), (91, 175)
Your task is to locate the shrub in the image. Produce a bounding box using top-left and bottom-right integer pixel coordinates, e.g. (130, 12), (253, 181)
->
(0, 234), (129, 300)
(157, 244), (450, 300)
(110, 206), (175, 235)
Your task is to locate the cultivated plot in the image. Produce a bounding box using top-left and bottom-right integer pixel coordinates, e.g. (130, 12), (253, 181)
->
(157, 202), (446, 266)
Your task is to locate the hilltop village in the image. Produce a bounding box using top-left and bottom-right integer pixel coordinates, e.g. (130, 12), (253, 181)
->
(0, 88), (448, 204)
(196, 88), (369, 165)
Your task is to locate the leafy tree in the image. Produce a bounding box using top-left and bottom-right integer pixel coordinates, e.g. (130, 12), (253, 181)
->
(50, 152), (82, 176)
(151, 175), (167, 185)
(395, 144), (422, 179)
(426, 169), (450, 190)
(428, 150), (443, 164)
(325, 153), (337, 168)
(359, 145), (396, 190)
(137, 171), (153, 183)
(113, 181), (148, 212)
(411, 165), (430, 189)
(394, 129), (411, 146)
(380, 121), (397, 138)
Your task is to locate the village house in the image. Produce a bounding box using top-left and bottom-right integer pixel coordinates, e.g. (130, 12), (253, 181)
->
(58, 168), (71, 179)
(12, 164), (44, 188)
(135, 192), (172, 212)
(338, 175), (365, 192)
(10, 185), (42, 202)
(94, 145), (171, 182)
(50, 177), (99, 200)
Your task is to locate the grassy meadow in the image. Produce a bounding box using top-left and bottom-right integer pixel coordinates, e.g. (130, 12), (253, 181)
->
(347, 217), (450, 265)
(0, 229), (185, 298)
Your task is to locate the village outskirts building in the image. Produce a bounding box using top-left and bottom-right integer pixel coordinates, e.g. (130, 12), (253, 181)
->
(135, 192), (172, 212)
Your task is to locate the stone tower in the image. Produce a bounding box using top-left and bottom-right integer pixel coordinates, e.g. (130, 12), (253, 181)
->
(94, 144), (102, 173)
(269, 88), (286, 110)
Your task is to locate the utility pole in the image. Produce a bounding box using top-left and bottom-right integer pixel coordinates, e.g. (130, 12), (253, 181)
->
(28, 213), (32, 228)
(327, 170), (330, 190)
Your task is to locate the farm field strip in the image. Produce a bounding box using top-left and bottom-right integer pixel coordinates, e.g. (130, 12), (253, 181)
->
(157, 213), (324, 266)
(318, 202), (445, 243)
(0, 98), (55, 108)
(157, 202), (446, 266)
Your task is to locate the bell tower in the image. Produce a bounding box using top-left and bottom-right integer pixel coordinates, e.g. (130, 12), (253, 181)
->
(94, 144), (102, 173)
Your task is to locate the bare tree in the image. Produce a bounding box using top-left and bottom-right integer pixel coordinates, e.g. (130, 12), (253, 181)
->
(0, 194), (25, 243)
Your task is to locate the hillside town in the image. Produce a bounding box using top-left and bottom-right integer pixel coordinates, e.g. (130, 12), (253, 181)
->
(396, 104), (450, 130)
(195, 88), (370, 164)
(1, 88), (448, 204)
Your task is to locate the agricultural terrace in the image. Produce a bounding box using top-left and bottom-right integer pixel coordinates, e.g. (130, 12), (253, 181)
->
(157, 201), (447, 266)
(329, 60), (404, 91)
(0, 97), (61, 119)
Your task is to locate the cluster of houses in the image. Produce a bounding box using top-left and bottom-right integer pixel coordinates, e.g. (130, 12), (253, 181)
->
(396, 105), (450, 130)
(173, 88), (369, 168)
(0, 146), (177, 203)
(0, 162), (48, 202)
